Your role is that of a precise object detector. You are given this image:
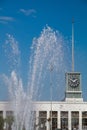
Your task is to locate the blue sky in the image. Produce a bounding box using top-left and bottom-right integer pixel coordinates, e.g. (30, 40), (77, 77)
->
(0, 0), (87, 101)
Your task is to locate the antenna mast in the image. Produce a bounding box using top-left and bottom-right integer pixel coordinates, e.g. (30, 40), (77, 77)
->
(72, 19), (74, 72)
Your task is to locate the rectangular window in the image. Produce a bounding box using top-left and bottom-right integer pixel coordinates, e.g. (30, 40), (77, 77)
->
(6, 111), (13, 117)
(71, 111), (79, 130)
(61, 111), (68, 130)
(6, 111), (14, 130)
(39, 111), (47, 130)
(82, 111), (87, 129)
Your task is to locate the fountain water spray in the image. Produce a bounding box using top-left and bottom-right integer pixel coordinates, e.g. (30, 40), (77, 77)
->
(1, 25), (71, 130)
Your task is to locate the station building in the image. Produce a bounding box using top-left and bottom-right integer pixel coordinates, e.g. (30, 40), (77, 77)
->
(0, 72), (87, 130)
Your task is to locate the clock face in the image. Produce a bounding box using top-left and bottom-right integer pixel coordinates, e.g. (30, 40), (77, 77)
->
(68, 74), (80, 87)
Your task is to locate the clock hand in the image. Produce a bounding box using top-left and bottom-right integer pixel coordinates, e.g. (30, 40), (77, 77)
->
(73, 79), (78, 82)
(69, 78), (78, 83)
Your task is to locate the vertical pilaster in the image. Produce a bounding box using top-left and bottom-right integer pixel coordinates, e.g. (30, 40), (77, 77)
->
(58, 111), (61, 129)
(68, 111), (71, 130)
(79, 111), (82, 130)
(3, 110), (6, 119)
(36, 111), (39, 130)
(47, 111), (50, 130)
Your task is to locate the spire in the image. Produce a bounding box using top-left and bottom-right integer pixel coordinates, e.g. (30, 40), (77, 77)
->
(72, 19), (74, 72)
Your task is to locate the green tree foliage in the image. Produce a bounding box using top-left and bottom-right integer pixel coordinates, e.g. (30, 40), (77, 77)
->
(0, 116), (4, 130)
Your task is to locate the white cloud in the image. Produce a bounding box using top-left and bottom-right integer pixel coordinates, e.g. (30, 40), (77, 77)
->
(0, 16), (15, 24)
(19, 9), (36, 16)
(0, 16), (14, 21)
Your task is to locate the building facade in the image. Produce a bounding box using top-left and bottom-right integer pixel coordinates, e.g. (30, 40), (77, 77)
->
(0, 72), (87, 130)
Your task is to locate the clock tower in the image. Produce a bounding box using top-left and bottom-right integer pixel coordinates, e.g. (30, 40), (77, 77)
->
(65, 72), (83, 101)
(65, 21), (83, 102)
